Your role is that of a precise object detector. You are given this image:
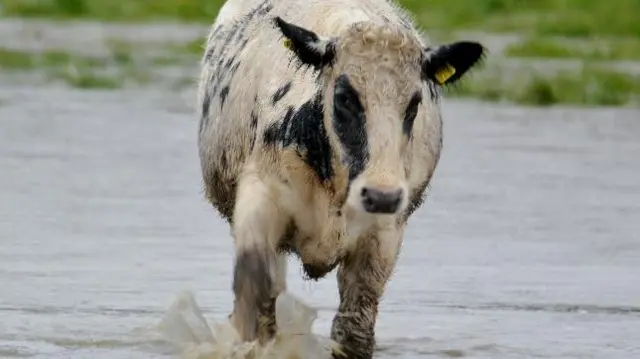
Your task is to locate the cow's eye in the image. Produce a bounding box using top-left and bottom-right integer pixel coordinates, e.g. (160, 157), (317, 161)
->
(334, 75), (364, 121)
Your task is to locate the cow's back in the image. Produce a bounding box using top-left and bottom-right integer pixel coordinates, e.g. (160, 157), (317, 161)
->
(197, 0), (420, 221)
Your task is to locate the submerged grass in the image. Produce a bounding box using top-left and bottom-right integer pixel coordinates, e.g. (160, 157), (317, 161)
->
(0, 45), (151, 89)
(448, 65), (640, 107)
(506, 37), (640, 61)
(3, 43), (639, 105)
(0, 48), (95, 70)
(49, 67), (124, 89)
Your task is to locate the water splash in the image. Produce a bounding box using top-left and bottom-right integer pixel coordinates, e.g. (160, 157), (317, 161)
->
(157, 291), (338, 359)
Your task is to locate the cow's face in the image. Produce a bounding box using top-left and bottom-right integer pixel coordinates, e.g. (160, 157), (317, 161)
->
(274, 17), (485, 217)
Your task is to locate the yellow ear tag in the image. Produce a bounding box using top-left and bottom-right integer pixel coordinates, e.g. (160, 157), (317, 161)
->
(283, 38), (293, 51)
(435, 63), (456, 85)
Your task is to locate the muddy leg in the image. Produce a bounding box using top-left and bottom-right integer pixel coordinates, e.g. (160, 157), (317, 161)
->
(230, 171), (288, 343)
(331, 226), (403, 359)
(275, 253), (288, 294)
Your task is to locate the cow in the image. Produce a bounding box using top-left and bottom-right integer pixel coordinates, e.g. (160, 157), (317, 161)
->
(196, 0), (485, 357)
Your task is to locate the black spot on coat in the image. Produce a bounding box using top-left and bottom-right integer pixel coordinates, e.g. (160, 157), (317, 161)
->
(263, 94), (333, 183)
(271, 82), (292, 105)
(199, 90), (212, 133)
(249, 104), (259, 151)
(220, 86), (230, 109)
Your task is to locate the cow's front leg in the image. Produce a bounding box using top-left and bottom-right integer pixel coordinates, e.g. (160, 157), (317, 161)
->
(230, 170), (289, 344)
(331, 225), (404, 359)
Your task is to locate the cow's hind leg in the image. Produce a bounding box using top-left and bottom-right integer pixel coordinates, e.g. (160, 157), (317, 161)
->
(230, 169), (289, 343)
(331, 226), (404, 359)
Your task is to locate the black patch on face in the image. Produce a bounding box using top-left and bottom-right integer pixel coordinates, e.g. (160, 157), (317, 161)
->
(220, 85), (230, 109)
(332, 74), (368, 181)
(263, 93), (333, 183)
(272, 82), (292, 105)
(403, 91), (422, 137)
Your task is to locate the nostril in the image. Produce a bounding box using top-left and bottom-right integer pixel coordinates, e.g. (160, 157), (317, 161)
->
(392, 188), (403, 201)
(360, 186), (404, 214)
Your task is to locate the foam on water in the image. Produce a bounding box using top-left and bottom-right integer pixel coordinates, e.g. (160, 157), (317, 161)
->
(157, 291), (338, 359)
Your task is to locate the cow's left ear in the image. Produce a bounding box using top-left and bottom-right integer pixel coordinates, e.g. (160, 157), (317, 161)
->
(422, 41), (486, 86)
(273, 16), (336, 70)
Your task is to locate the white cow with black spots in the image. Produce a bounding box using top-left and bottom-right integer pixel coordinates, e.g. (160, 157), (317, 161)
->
(197, 0), (485, 357)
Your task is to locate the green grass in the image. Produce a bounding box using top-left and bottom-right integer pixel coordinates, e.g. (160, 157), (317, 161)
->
(0, 0), (224, 22)
(2, 0), (639, 38)
(447, 65), (640, 106)
(406, 0), (640, 37)
(506, 37), (640, 61)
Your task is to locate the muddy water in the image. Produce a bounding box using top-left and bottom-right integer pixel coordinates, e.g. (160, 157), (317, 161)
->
(1, 81), (639, 359)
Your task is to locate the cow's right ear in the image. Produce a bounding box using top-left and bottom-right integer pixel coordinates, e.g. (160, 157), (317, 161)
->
(273, 16), (336, 70)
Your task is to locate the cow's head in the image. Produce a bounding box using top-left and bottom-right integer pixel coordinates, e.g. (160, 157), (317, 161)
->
(274, 17), (485, 219)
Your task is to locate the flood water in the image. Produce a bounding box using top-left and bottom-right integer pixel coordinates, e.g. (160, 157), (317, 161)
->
(1, 82), (639, 359)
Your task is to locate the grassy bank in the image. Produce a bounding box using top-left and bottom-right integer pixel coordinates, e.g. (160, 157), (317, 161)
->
(505, 37), (640, 62)
(1, 0), (639, 106)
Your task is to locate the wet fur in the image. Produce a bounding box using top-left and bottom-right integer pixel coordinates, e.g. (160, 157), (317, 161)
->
(197, 0), (483, 357)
